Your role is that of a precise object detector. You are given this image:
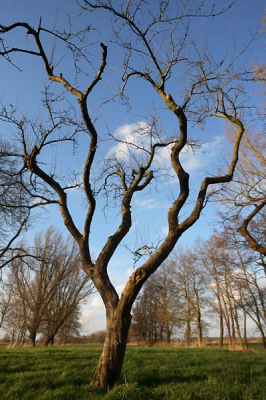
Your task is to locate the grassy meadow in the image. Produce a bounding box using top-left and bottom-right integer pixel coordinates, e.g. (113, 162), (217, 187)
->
(0, 344), (266, 399)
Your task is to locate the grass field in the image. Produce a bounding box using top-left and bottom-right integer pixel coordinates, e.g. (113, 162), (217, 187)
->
(0, 344), (266, 399)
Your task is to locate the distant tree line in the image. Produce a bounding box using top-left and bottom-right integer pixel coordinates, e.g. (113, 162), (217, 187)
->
(130, 225), (266, 350)
(2, 223), (266, 350)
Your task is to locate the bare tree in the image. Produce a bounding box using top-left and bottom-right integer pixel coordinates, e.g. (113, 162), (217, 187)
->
(218, 129), (266, 257)
(228, 242), (266, 348)
(0, 139), (31, 268)
(200, 231), (253, 350)
(1, 269), (30, 348)
(199, 236), (226, 348)
(40, 250), (94, 347)
(156, 263), (180, 343)
(57, 308), (83, 345)
(217, 12), (266, 256)
(132, 276), (160, 344)
(9, 228), (69, 347)
(131, 262), (180, 344)
(4, 228), (94, 347)
(0, 0), (256, 388)
(173, 247), (208, 347)
(0, 279), (12, 329)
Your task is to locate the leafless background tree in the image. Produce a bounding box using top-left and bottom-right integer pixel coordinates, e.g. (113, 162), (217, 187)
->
(0, 227), (94, 348)
(130, 229), (266, 351)
(0, 138), (31, 268)
(216, 14), (266, 256)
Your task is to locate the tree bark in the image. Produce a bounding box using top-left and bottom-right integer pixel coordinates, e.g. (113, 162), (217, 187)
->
(166, 325), (171, 344)
(44, 335), (55, 346)
(243, 310), (249, 351)
(196, 311), (203, 347)
(29, 331), (36, 347)
(185, 305), (191, 347)
(256, 325), (266, 348)
(219, 310), (224, 349)
(90, 309), (132, 389)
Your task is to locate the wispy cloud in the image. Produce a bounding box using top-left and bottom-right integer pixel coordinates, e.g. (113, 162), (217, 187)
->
(90, 297), (104, 310)
(115, 284), (125, 295)
(161, 226), (168, 235)
(155, 137), (224, 174)
(180, 138), (224, 173)
(107, 121), (224, 177)
(80, 296), (106, 333)
(107, 121), (151, 162)
(134, 197), (169, 211)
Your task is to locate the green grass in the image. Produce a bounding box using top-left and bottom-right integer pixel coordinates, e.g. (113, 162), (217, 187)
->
(0, 345), (266, 399)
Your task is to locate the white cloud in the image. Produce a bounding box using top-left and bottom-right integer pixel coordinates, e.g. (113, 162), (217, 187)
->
(107, 121), (224, 179)
(115, 284), (125, 295)
(80, 310), (92, 323)
(161, 226), (168, 235)
(134, 197), (170, 211)
(181, 138), (224, 173)
(154, 136), (224, 174)
(80, 296), (106, 334)
(107, 121), (151, 162)
(132, 220), (138, 229)
(91, 297), (104, 310)
(181, 150), (201, 171)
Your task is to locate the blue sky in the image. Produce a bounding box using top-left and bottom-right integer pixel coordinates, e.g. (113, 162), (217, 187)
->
(1, 0), (265, 333)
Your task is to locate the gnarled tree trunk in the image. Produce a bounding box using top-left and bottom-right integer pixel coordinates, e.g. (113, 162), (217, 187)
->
(28, 331), (37, 347)
(90, 309), (132, 388)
